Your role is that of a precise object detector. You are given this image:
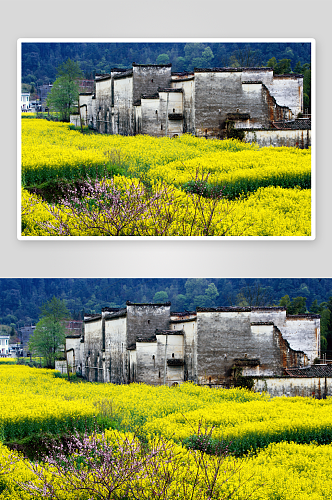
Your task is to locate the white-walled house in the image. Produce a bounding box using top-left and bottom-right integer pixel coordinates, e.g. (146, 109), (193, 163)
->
(0, 335), (10, 356)
(21, 93), (30, 111)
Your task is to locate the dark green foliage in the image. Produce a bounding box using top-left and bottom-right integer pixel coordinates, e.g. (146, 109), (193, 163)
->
(21, 42), (311, 87)
(46, 60), (83, 122)
(184, 173), (311, 201)
(1, 279), (332, 333)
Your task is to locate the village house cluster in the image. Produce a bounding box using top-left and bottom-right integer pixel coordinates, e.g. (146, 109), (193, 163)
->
(72, 63), (311, 148)
(59, 301), (329, 398)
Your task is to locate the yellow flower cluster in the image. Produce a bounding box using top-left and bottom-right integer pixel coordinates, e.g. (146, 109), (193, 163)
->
(20, 120), (312, 236)
(1, 365), (332, 499)
(22, 120), (252, 186)
(149, 146), (311, 198)
(21, 183), (311, 237)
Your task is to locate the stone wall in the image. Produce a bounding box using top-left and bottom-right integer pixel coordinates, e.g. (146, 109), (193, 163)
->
(193, 69), (295, 138)
(65, 336), (81, 374)
(84, 316), (103, 382)
(126, 302), (171, 349)
(132, 64), (171, 105)
(113, 74), (134, 135)
(244, 128), (311, 148)
(253, 377), (332, 398)
(195, 308), (309, 385)
(250, 308), (319, 362)
(80, 64), (306, 145)
(171, 77), (195, 134)
(73, 303), (319, 391)
(95, 76), (113, 134)
(267, 74), (303, 116)
(104, 312), (127, 384)
(170, 315), (197, 382)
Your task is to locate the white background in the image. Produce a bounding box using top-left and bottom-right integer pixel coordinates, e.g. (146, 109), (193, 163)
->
(2, 0), (331, 278)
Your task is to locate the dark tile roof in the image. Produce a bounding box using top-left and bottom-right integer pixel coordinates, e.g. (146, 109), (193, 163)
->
(104, 309), (127, 320)
(141, 93), (159, 100)
(194, 67), (273, 73)
(84, 314), (102, 323)
(272, 119), (311, 130)
(158, 87), (183, 93)
(126, 301), (171, 307)
(136, 336), (157, 343)
(285, 365), (332, 377)
(197, 306), (286, 313)
(132, 63), (172, 68)
(113, 70), (133, 80)
(155, 329), (184, 335)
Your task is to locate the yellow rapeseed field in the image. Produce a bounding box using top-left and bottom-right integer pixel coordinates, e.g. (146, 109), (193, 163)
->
(20, 119), (312, 237)
(0, 364), (331, 499)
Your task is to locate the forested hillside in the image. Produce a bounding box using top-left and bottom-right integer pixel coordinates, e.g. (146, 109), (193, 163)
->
(21, 41), (311, 86)
(0, 278), (330, 326)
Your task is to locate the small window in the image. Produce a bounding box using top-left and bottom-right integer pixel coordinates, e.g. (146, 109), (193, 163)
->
(161, 124), (163, 130)
(152, 355), (155, 360)
(173, 108), (175, 112)
(172, 353), (174, 358)
(151, 79), (153, 83)
(148, 320), (150, 324)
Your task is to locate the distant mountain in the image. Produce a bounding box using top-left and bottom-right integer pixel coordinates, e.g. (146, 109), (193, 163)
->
(21, 41), (311, 86)
(0, 278), (330, 329)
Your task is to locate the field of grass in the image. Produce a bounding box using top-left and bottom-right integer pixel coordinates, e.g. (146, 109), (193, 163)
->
(20, 118), (312, 237)
(0, 364), (332, 499)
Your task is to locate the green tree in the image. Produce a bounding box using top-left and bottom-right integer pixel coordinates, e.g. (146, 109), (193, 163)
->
(274, 58), (292, 75)
(287, 296), (307, 315)
(46, 59), (82, 122)
(28, 297), (70, 368)
(156, 54), (170, 65)
(267, 57), (278, 69)
(236, 282), (273, 307)
(205, 283), (219, 304)
(279, 294), (291, 309)
(153, 291), (168, 303)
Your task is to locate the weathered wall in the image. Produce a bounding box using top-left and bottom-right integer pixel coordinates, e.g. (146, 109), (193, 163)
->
(132, 64), (171, 105)
(195, 308), (308, 385)
(76, 303), (319, 389)
(193, 70), (289, 137)
(113, 74), (134, 135)
(170, 315), (197, 382)
(171, 76), (195, 134)
(104, 312), (127, 384)
(95, 76), (113, 134)
(253, 377), (332, 398)
(158, 90), (183, 138)
(140, 96), (161, 137)
(79, 93), (94, 127)
(250, 308), (319, 363)
(196, 309), (252, 384)
(136, 339), (159, 385)
(266, 75), (303, 117)
(89, 64), (305, 142)
(241, 68), (274, 86)
(84, 316), (103, 382)
(55, 360), (67, 374)
(244, 128), (311, 148)
(282, 315), (320, 363)
(126, 302), (171, 349)
(66, 336), (81, 373)
(156, 332), (184, 386)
